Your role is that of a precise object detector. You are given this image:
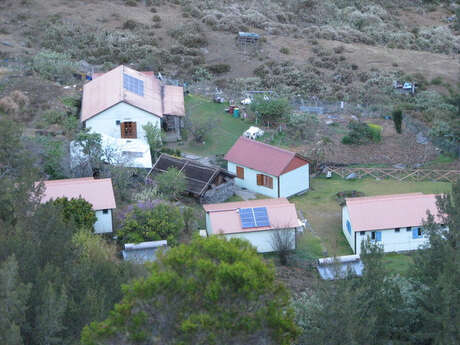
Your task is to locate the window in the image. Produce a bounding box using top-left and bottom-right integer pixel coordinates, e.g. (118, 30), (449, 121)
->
(412, 227), (423, 239)
(371, 231), (382, 241)
(256, 174), (273, 189)
(102, 209), (109, 214)
(395, 228), (400, 233)
(360, 231), (365, 236)
(406, 226), (412, 232)
(236, 166), (244, 179)
(371, 231), (376, 240)
(346, 220), (351, 235)
(121, 121), (137, 138)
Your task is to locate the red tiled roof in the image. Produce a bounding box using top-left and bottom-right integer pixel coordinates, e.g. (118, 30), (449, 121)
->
(39, 177), (116, 211)
(224, 137), (308, 176)
(203, 198), (300, 234)
(81, 65), (185, 122)
(346, 193), (443, 231)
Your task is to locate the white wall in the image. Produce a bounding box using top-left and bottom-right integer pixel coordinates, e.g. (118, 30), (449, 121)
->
(205, 212), (211, 236)
(94, 209), (113, 234)
(224, 228), (296, 253)
(342, 206), (355, 252)
(279, 164), (309, 197)
(355, 227), (429, 255)
(85, 102), (161, 142)
(227, 162), (278, 198)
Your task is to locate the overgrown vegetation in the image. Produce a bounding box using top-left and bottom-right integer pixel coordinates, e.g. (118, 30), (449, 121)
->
(342, 120), (382, 145)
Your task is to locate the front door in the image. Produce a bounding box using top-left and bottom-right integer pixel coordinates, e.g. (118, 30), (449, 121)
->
(121, 121), (137, 139)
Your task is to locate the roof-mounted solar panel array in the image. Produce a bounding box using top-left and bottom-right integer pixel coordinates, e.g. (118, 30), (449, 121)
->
(123, 74), (144, 96)
(239, 207), (270, 228)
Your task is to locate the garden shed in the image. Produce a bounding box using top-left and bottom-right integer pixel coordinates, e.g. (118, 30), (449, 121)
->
(148, 154), (235, 203)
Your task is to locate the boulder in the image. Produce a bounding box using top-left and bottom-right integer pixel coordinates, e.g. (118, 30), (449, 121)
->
(345, 172), (357, 180)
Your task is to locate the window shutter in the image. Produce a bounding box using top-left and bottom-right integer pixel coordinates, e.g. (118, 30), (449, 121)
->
(267, 176), (273, 189)
(132, 122), (137, 138)
(236, 166), (244, 179)
(412, 228), (418, 239)
(257, 174), (262, 185)
(376, 231), (382, 241)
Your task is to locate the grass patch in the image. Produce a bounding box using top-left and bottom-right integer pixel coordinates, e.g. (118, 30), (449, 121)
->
(382, 253), (414, 276)
(175, 95), (250, 156)
(295, 231), (324, 260)
(291, 177), (452, 257)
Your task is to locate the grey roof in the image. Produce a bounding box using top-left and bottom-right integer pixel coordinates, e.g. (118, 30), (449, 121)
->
(122, 240), (167, 264)
(316, 255), (363, 280)
(148, 154), (235, 197)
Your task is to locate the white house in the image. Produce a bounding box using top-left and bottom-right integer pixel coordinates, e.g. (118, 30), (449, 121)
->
(81, 65), (185, 142)
(224, 137), (309, 198)
(38, 177), (116, 234)
(203, 198), (301, 253)
(342, 193), (445, 255)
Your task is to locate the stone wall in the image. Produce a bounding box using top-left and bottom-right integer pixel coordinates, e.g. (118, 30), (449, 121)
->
(202, 179), (235, 204)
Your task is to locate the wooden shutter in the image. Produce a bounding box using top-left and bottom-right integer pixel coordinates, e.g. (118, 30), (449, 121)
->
(131, 122), (137, 138)
(257, 174), (262, 185)
(236, 166), (244, 179)
(121, 122), (137, 139)
(120, 122), (126, 138)
(266, 176), (273, 189)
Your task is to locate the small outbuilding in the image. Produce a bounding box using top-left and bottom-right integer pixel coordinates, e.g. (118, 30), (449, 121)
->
(39, 177), (116, 234)
(122, 240), (168, 263)
(342, 193), (445, 255)
(148, 153), (236, 203)
(203, 198), (301, 253)
(224, 137), (309, 198)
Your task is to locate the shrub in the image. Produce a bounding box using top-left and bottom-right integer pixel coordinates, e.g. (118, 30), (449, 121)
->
(125, 0), (138, 6)
(155, 167), (187, 200)
(122, 19), (139, 30)
(117, 203), (184, 245)
(32, 50), (76, 83)
(0, 96), (19, 114)
(251, 97), (291, 125)
(392, 109), (403, 133)
(342, 120), (381, 145)
(430, 76), (443, 85)
(152, 15), (161, 22)
(333, 45), (345, 54)
(280, 47), (290, 54)
(9, 90), (29, 108)
(52, 197), (97, 230)
(207, 63), (231, 74)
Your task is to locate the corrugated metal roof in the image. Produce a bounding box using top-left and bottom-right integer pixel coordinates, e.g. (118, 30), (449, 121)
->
(39, 177), (116, 211)
(81, 65), (185, 122)
(346, 193), (442, 231)
(203, 198), (300, 234)
(224, 137), (308, 176)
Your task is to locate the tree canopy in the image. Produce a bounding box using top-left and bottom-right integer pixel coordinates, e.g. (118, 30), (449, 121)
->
(81, 236), (299, 345)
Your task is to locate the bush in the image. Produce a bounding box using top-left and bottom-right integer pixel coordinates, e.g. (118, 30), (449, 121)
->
(32, 50), (77, 83)
(125, 0), (138, 6)
(0, 96), (19, 115)
(251, 96), (291, 125)
(342, 120), (381, 145)
(207, 63), (231, 74)
(152, 15), (161, 22)
(280, 47), (290, 54)
(117, 203), (184, 245)
(155, 167), (187, 200)
(392, 109), (403, 133)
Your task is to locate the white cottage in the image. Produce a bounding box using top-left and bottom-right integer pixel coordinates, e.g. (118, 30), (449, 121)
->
(39, 177), (116, 234)
(342, 193), (445, 255)
(224, 137), (309, 198)
(203, 198), (301, 253)
(81, 65), (185, 142)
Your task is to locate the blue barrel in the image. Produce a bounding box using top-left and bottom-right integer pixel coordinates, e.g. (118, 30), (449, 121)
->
(233, 108), (240, 118)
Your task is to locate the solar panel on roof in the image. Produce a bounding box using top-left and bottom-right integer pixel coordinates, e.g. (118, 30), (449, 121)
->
(123, 74), (144, 96)
(239, 208), (256, 228)
(253, 207), (270, 227)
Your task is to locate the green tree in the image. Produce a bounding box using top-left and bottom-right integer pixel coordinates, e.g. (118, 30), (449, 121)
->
(81, 236), (299, 345)
(142, 122), (162, 161)
(0, 256), (31, 345)
(117, 203), (184, 245)
(36, 136), (67, 179)
(251, 96), (291, 125)
(52, 197), (97, 231)
(155, 167), (187, 200)
(392, 108), (403, 134)
(411, 180), (460, 345)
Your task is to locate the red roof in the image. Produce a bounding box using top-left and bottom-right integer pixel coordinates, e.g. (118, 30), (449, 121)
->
(346, 193), (443, 231)
(203, 198), (300, 234)
(81, 65), (185, 122)
(224, 137), (308, 176)
(39, 177), (116, 211)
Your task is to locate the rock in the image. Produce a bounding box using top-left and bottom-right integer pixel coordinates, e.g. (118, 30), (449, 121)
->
(393, 163), (406, 169)
(416, 132), (428, 144)
(325, 120), (334, 125)
(345, 173), (357, 180)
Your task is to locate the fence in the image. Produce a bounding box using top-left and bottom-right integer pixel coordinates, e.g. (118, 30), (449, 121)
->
(326, 166), (460, 183)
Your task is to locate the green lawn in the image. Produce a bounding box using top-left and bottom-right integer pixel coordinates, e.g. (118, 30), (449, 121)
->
(382, 253), (414, 276)
(291, 177), (452, 258)
(173, 95), (250, 156)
